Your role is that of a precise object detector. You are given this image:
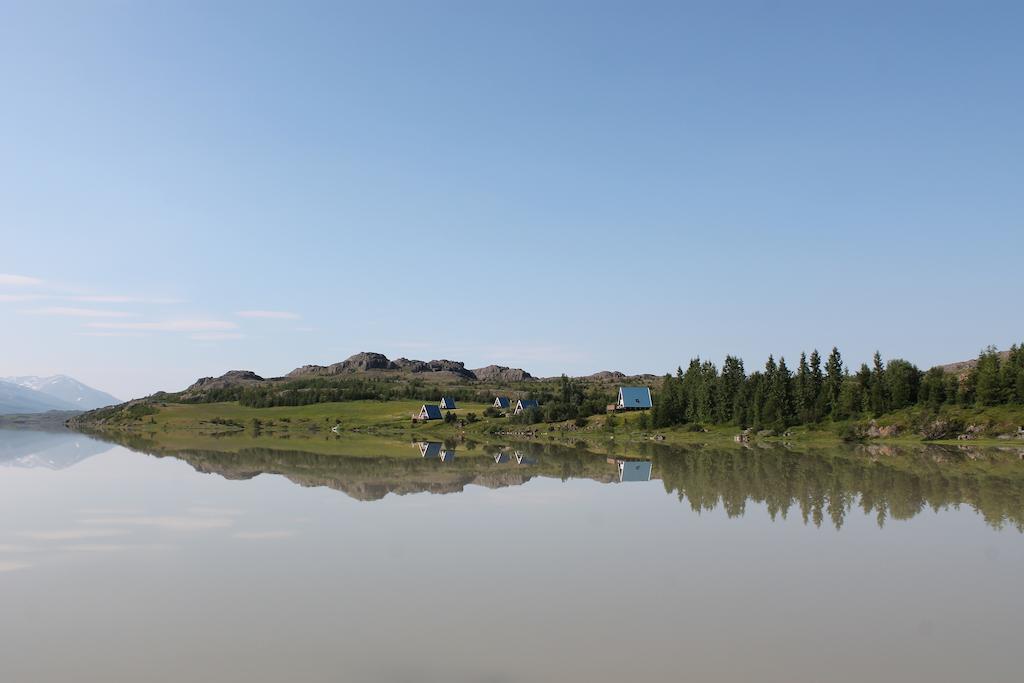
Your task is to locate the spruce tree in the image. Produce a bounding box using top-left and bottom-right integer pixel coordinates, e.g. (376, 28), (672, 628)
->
(795, 352), (811, 423)
(869, 351), (889, 417)
(809, 349), (824, 421)
(773, 356), (795, 427)
(974, 346), (1003, 406)
(824, 347), (844, 416)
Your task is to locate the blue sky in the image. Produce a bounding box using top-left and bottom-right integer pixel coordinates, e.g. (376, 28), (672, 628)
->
(2, 1), (1022, 400)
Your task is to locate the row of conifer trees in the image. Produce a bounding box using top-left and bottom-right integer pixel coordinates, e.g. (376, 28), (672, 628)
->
(650, 344), (1024, 431)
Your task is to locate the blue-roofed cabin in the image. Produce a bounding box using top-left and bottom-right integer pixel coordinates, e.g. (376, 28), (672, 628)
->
(418, 441), (442, 458)
(514, 399), (540, 415)
(440, 450), (456, 463)
(493, 452), (509, 464)
(616, 386), (653, 410)
(439, 396), (458, 410)
(515, 451), (537, 466)
(493, 396), (511, 409)
(618, 460), (653, 482)
(418, 404), (443, 420)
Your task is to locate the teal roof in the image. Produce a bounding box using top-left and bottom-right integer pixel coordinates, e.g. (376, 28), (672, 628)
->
(619, 387), (652, 408)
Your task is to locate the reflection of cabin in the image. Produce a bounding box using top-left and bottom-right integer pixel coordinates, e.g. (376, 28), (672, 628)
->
(418, 441), (442, 458)
(616, 387), (652, 411)
(493, 396), (511, 409)
(440, 450), (456, 462)
(515, 451), (537, 465)
(514, 399), (540, 415)
(618, 460), (652, 482)
(439, 396), (458, 410)
(493, 452), (509, 464)
(418, 404), (443, 420)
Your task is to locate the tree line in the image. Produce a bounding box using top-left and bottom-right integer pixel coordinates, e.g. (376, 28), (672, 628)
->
(651, 344), (1024, 431)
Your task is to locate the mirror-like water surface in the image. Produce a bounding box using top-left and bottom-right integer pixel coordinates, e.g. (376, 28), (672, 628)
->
(1, 429), (1022, 682)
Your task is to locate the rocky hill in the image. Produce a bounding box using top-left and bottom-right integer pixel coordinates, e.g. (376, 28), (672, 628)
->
(472, 365), (534, 382)
(286, 352), (524, 382)
(940, 350), (1011, 377)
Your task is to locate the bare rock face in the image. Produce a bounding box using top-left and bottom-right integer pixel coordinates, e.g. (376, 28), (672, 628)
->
(472, 365), (534, 382)
(393, 358), (429, 372)
(339, 352), (395, 372)
(582, 370), (628, 382)
(187, 370), (265, 391)
(288, 352), (396, 377)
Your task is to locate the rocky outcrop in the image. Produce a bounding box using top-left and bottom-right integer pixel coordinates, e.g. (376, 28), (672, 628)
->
(940, 350), (1011, 377)
(582, 370), (628, 382)
(187, 370), (265, 392)
(287, 352), (397, 377)
(392, 358), (429, 372)
(471, 365), (534, 382)
(422, 359), (474, 378)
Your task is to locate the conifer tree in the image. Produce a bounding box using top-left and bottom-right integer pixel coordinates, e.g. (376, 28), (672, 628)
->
(809, 349), (824, 421)
(717, 355), (746, 423)
(795, 352), (811, 423)
(974, 346), (1003, 406)
(824, 347), (844, 416)
(869, 351), (889, 416)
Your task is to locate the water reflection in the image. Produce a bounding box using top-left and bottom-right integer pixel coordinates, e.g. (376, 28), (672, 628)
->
(35, 429), (1024, 531)
(0, 428), (113, 470)
(616, 459), (653, 482)
(417, 441), (441, 459)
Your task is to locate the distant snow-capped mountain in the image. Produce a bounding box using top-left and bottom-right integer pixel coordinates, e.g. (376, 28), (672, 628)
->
(0, 375), (120, 413)
(0, 381), (78, 414)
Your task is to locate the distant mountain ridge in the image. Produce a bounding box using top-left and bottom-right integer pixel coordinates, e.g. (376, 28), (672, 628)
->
(174, 352), (657, 400)
(0, 375), (120, 414)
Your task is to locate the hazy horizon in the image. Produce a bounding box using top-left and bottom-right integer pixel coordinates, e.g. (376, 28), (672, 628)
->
(3, 1), (1021, 400)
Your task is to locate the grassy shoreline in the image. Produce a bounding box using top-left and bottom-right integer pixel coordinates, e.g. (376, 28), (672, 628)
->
(68, 398), (1024, 454)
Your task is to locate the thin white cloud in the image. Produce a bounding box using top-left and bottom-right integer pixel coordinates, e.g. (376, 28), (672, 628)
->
(79, 515), (235, 531)
(0, 294), (44, 302)
(67, 295), (184, 304)
(186, 506), (244, 517)
(294, 326), (317, 332)
(235, 310), (301, 320)
(191, 332), (246, 341)
(0, 274), (43, 286)
(0, 561), (31, 573)
(0, 544), (33, 553)
(87, 320), (239, 332)
(233, 530), (295, 540)
(19, 529), (128, 541)
(30, 306), (134, 318)
(75, 331), (148, 338)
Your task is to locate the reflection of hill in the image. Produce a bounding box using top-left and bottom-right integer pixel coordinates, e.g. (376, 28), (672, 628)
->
(75, 433), (620, 502)
(73, 429), (1024, 530)
(0, 429), (113, 470)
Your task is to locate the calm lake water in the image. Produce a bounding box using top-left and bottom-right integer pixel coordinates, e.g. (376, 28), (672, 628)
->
(1, 428), (1022, 682)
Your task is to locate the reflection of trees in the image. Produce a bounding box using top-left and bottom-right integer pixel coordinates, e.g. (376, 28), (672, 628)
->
(72, 428), (1024, 530)
(653, 445), (1024, 531)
